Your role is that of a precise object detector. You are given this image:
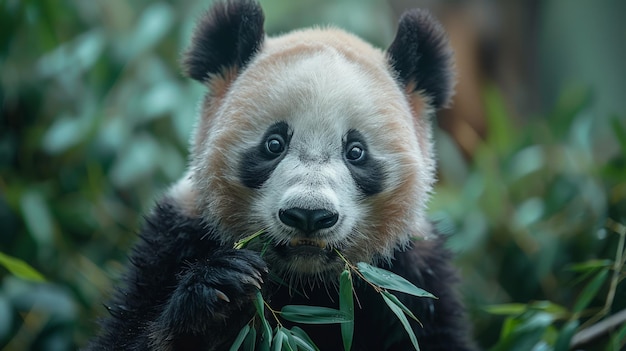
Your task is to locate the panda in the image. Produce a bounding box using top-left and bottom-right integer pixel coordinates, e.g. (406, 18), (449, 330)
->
(87, 0), (476, 350)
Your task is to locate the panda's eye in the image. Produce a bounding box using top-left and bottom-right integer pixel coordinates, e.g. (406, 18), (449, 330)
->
(346, 142), (365, 162)
(266, 135), (285, 154)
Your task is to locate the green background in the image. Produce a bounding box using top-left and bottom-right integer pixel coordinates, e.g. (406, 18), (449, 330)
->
(1, 0), (625, 350)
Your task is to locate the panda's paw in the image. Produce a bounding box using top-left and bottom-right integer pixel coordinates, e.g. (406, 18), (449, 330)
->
(157, 249), (267, 334)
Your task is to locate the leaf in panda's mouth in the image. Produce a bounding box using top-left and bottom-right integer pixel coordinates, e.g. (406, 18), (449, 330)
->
(288, 238), (328, 249)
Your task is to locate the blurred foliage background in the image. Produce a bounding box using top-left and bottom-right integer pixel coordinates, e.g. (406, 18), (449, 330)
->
(1, 0), (625, 350)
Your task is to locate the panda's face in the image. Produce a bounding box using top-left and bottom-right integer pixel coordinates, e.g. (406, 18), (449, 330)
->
(174, 1), (454, 281)
(237, 52), (387, 275)
(191, 34), (436, 277)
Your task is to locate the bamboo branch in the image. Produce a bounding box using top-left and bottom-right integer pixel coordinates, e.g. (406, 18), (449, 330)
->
(570, 308), (626, 348)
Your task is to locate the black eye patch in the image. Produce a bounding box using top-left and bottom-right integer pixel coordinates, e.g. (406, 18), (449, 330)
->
(239, 122), (291, 189)
(343, 130), (385, 195)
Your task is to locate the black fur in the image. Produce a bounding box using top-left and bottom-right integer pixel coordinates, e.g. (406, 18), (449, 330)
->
(87, 197), (475, 350)
(85, 200), (267, 351)
(87, 2), (475, 350)
(182, 0), (265, 81)
(386, 9), (455, 109)
(239, 121), (291, 189)
(343, 129), (385, 195)
(268, 238), (476, 351)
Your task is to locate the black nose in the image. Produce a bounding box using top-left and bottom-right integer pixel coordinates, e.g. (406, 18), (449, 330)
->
(279, 208), (339, 233)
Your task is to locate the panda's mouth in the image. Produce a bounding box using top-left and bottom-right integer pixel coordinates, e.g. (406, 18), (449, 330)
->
(268, 236), (341, 274)
(288, 238), (328, 249)
(273, 237), (335, 259)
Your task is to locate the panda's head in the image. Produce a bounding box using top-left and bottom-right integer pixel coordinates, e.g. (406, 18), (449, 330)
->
(169, 0), (454, 280)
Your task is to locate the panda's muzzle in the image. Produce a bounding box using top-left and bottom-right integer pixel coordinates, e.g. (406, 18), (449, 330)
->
(289, 238), (328, 249)
(278, 208), (339, 233)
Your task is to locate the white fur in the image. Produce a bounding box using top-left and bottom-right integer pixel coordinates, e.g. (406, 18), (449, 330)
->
(171, 29), (437, 275)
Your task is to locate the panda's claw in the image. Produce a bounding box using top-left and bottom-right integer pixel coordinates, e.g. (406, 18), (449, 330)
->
(242, 275), (262, 290)
(251, 269), (264, 284)
(215, 289), (230, 303)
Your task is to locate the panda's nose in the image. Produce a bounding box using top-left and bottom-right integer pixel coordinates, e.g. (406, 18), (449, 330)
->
(279, 208), (339, 233)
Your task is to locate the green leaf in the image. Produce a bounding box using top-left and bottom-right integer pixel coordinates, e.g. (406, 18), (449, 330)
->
(490, 311), (554, 351)
(609, 320), (626, 349)
(573, 269), (609, 313)
(548, 85), (590, 137)
(260, 241), (270, 256)
(234, 230), (265, 249)
(0, 252), (45, 282)
(254, 290), (265, 316)
(243, 326), (257, 351)
(254, 291), (272, 348)
(528, 301), (568, 318)
(486, 301), (568, 319)
(610, 117), (626, 154)
(36, 29), (105, 78)
(513, 198), (544, 229)
(123, 2), (174, 60)
(283, 329), (297, 351)
(280, 305), (351, 324)
(499, 316), (519, 339)
(381, 291), (420, 324)
(485, 303), (527, 316)
(356, 262), (435, 298)
(110, 134), (161, 187)
(554, 320), (579, 351)
(230, 324), (251, 351)
(339, 270), (354, 351)
(19, 190), (54, 247)
(483, 83), (514, 152)
(272, 327), (284, 351)
(567, 259), (612, 273)
(435, 129), (469, 185)
(0, 294), (11, 340)
(259, 340), (270, 351)
(41, 115), (88, 154)
(290, 327), (320, 351)
(381, 292), (420, 351)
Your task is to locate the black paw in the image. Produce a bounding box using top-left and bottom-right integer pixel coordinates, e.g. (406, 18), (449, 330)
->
(155, 249), (267, 335)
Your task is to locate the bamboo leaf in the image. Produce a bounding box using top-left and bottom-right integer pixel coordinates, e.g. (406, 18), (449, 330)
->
(339, 270), (354, 351)
(554, 320), (579, 351)
(485, 303), (528, 316)
(611, 117), (626, 154)
(483, 83), (514, 152)
(381, 292), (420, 351)
(490, 312), (554, 351)
(243, 326), (257, 351)
(356, 262), (435, 298)
(567, 259), (612, 273)
(283, 328), (298, 351)
(281, 305), (351, 324)
(272, 328), (284, 351)
(290, 327), (320, 351)
(259, 339), (270, 351)
(573, 269), (609, 313)
(499, 317), (519, 339)
(230, 324), (251, 351)
(528, 301), (568, 318)
(254, 291), (272, 348)
(609, 320), (626, 348)
(381, 290), (420, 324)
(0, 252), (46, 282)
(234, 230), (265, 249)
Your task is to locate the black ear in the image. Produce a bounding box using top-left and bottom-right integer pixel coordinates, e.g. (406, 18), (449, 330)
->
(386, 9), (454, 109)
(182, 0), (265, 82)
